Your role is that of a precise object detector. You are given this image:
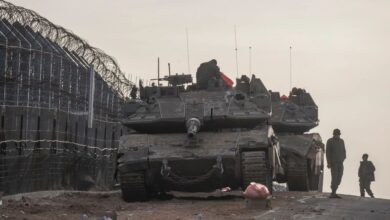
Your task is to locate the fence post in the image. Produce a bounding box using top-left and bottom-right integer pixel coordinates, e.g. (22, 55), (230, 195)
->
(88, 66), (95, 128)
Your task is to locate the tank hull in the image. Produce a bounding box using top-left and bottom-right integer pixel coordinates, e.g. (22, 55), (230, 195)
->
(117, 127), (282, 201)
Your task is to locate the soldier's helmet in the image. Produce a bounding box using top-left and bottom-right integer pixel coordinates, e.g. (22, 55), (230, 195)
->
(333, 128), (341, 135)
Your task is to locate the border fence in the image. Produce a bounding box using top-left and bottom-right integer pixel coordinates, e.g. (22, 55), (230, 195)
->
(0, 0), (132, 195)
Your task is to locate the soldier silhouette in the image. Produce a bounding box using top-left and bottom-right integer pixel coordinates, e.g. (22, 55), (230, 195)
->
(358, 153), (375, 198)
(326, 128), (346, 198)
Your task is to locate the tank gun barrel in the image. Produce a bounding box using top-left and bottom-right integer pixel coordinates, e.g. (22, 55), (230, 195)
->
(186, 118), (201, 138)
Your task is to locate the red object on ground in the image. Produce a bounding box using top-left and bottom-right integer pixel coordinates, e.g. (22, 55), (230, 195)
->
(243, 182), (270, 199)
(220, 72), (234, 88)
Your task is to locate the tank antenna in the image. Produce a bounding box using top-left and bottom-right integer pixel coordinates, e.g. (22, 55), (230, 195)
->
(167, 63), (171, 86)
(289, 46), (292, 91)
(249, 46), (252, 75)
(234, 25), (239, 78)
(168, 63), (171, 77)
(186, 27), (191, 74)
(157, 57), (160, 87)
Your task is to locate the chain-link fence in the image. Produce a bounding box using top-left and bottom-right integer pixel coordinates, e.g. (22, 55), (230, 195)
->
(0, 0), (130, 195)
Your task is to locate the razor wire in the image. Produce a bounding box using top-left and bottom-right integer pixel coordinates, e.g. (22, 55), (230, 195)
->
(0, 0), (133, 99)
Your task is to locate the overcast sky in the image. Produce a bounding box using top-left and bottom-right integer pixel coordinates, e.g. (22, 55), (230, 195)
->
(13, 0), (390, 198)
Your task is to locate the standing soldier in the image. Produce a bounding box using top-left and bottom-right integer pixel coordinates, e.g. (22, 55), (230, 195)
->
(326, 128), (346, 198)
(358, 154), (375, 198)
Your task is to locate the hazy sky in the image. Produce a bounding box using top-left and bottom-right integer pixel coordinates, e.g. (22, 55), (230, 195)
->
(13, 0), (390, 198)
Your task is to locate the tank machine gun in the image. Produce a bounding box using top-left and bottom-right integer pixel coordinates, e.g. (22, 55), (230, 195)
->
(151, 74), (193, 87)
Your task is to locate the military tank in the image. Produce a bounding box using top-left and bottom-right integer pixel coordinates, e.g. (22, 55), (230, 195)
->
(117, 74), (283, 201)
(270, 88), (324, 191)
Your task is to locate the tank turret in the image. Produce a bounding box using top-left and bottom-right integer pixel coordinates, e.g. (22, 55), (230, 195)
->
(123, 74), (272, 133)
(270, 88), (318, 134)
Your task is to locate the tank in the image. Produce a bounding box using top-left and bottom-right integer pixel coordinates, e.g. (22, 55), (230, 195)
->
(270, 88), (324, 191)
(117, 74), (283, 201)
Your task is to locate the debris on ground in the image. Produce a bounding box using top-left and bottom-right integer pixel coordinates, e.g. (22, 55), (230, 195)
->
(243, 182), (270, 199)
(272, 182), (288, 192)
(221, 187), (231, 192)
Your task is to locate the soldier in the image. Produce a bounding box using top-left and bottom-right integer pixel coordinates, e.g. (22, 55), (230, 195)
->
(326, 128), (346, 198)
(358, 154), (375, 198)
(130, 85), (138, 99)
(196, 59), (221, 89)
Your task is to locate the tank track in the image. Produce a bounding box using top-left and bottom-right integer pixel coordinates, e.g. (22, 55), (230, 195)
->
(241, 151), (271, 190)
(286, 156), (309, 191)
(120, 171), (148, 202)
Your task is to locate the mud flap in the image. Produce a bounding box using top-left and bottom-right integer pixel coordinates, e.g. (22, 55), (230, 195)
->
(273, 141), (284, 177)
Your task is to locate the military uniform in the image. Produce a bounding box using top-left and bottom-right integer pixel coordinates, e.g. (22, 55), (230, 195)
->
(358, 160), (375, 197)
(326, 136), (346, 196)
(196, 60), (220, 89)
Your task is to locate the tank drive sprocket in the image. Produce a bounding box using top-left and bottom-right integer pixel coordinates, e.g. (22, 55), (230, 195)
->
(120, 171), (148, 202)
(241, 151), (271, 190)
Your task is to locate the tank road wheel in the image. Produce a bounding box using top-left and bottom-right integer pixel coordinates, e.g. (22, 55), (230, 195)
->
(286, 157), (309, 191)
(120, 172), (148, 202)
(241, 151), (272, 191)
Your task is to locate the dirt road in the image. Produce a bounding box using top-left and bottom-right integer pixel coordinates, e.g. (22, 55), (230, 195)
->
(1, 191), (389, 220)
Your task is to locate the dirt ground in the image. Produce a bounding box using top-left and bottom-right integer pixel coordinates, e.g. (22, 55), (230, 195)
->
(0, 190), (317, 220)
(1, 190), (389, 220)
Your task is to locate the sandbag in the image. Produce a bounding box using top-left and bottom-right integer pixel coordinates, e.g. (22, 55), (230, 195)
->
(243, 182), (270, 199)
